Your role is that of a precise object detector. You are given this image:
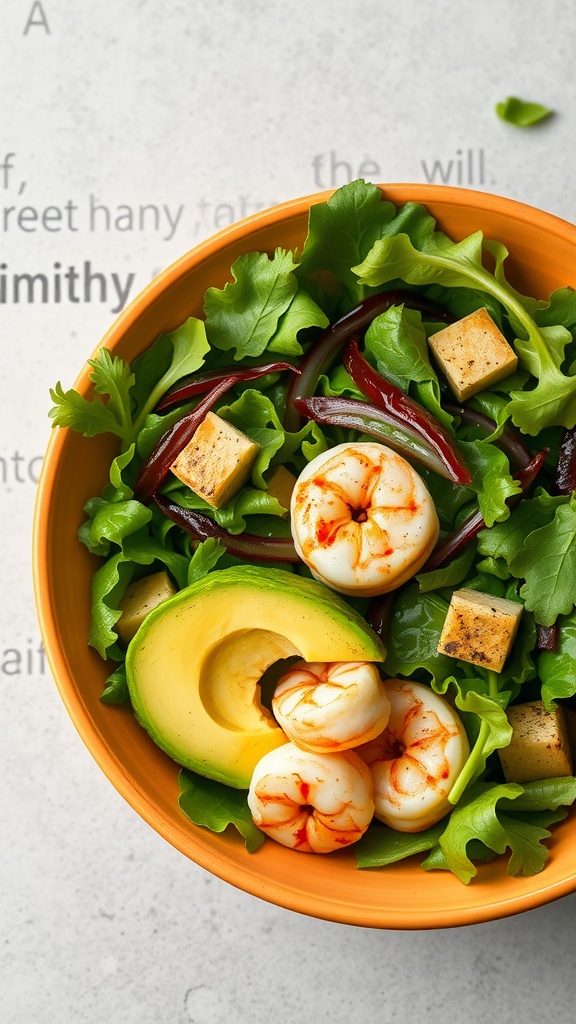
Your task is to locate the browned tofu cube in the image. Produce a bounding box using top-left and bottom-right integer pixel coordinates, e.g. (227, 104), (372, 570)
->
(117, 571), (176, 645)
(266, 465), (297, 517)
(428, 307), (518, 401)
(437, 588), (522, 672)
(171, 411), (260, 508)
(498, 701), (573, 783)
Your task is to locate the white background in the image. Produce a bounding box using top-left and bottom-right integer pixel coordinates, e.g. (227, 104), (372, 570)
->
(2, 2), (576, 1021)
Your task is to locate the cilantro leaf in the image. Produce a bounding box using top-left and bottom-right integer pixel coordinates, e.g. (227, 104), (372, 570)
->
(204, 248), (299, 359)
(49, 349), (135, 446)
(495, 96), (554, 127)
(178, 769), (265, 852)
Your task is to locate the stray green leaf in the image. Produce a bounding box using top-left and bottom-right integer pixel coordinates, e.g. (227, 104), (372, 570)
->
(495, 96), (554, 127)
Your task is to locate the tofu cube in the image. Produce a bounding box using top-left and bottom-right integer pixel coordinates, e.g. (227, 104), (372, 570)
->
(117, 571), (176, 645)
(266, 465), (297, 517)
(171, 411), (260, 508)
(498, 701), (573, 783)
(427, 307), (518, 401)
(437, 588), (522, 672)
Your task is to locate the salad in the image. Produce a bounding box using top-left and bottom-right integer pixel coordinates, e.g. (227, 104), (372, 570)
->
(49, 179), (576, 884)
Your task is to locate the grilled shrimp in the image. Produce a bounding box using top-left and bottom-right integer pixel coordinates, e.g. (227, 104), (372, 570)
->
(247, 742), (375, 853)
(290, 442), (439, 596)
(272, 660), (391, 753)
(357, 679), (469, 832)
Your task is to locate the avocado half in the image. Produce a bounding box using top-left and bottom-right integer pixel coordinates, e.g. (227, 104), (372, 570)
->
(125, 565), (385, 789)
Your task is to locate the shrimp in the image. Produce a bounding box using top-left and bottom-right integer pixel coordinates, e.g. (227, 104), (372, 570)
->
(272, 660), (391, 754)
(357, 679), (470, 832)
(290, 442), (439, 597)
(247, 742), (375, 853)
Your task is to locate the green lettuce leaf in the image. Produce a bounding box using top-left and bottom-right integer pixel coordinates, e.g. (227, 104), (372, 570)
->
(539, 609), (576, 707)
(363, 304), (452, 427)
(353, 222), (576, 434)
(456, 439), (520, 527)
(178, 769), (265, 852)
(130, 317), (210, 430)
(495, 96), (553, 127)
(267, 288), (329, 355)
(297, 179), (397, 304)
(355, 820), (446, 868)
(510, 495), (576, 626)
(204, 249), (299, 359)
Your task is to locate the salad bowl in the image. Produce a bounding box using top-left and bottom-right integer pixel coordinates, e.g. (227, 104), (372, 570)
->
(33, 183), (576, 929)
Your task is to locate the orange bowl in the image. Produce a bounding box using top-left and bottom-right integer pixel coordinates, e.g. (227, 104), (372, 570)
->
(33, 185), (576, 928)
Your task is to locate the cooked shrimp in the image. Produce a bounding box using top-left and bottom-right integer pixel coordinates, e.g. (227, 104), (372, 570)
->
(247, 742), (375, 853)
(290, 442), (439, 597)
(272, 660), (391, 754)
(357, 679), (469, 832)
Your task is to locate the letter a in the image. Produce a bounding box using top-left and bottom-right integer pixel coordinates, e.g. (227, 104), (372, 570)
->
(24, 2), (50, 34)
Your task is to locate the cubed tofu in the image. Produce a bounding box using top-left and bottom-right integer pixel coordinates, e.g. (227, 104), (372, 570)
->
(498, 701), (573, 783)
(266, 465), (297, 517)
(171, 411), (260, 508)
(427, 307), (518, 401)
(437, 588), (522, 672)
(117, 571), (176, 645)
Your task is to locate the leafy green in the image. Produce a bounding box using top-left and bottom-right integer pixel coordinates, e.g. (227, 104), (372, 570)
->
(204, 249), (299, 359)
(384, 584), (453, 683)
(539, 609), (576, 707)
(363, 304), (452, 427)
(497, 777), (576, 813)
(416, 543), (476, 593)
(297, 179), (397, 305)
(436, 782), (541, 883)
(178, 769), (265, 852)
(353, 218), (576, 434)
(495, 96), (554, 127)
(355, 820), (446, 868)
(439, 674), (513, 803)
(131, 317), (210, 429)
(456, 439), (520, 527)
(49, 351), (135, 447)
(187, 538), (226, 586)
(510, 496), (576, 625)
(100, 664), (129, 705)
(49, 319), (211, 451)
(267, 288), (329, 355)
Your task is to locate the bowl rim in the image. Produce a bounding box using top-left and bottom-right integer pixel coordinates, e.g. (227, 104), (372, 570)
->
(33, 183), (576, 928)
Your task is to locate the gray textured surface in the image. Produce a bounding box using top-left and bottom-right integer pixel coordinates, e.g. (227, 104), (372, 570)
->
(2, 2), (576, 1021)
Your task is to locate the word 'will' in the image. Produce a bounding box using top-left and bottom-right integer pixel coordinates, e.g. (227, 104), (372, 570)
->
(0, 261), (135, 312)
(421, 148), (486, 185)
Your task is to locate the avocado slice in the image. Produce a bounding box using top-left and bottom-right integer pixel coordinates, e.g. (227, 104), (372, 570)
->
(126, 565), (385, 788)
